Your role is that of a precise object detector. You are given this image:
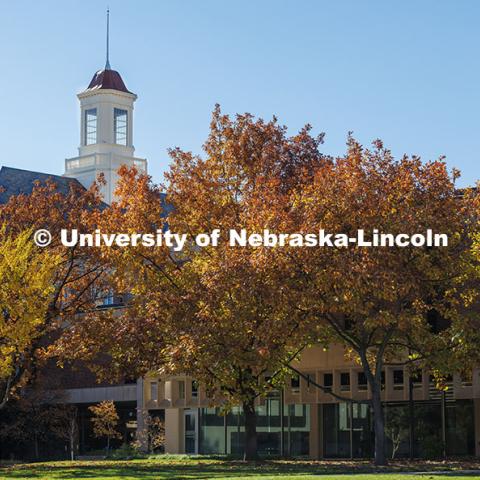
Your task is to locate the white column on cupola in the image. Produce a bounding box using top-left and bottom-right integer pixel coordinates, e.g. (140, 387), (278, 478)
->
(64, 9), (147, 204)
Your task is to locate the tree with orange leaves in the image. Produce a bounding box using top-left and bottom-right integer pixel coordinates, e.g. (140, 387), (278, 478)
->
(57, 106), (327, 460)
(56, 109), (479, 464)
(89, 400), (121, 453)
(286, 137), (479, 465)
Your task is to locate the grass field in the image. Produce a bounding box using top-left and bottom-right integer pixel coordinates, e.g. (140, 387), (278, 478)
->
(2, 456), (480, 480)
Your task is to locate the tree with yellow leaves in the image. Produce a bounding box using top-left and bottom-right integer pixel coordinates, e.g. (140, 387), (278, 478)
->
(0, 178), (106, 408)
(0, 228), (59, 408)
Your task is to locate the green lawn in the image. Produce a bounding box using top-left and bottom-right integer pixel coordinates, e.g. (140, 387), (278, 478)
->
(1, 456), (480, 480)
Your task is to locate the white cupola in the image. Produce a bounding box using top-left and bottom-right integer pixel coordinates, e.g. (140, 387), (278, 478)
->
(64, 11), (147, 204)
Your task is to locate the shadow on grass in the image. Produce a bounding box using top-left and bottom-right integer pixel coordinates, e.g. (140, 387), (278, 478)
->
(3, 457), (480, 479)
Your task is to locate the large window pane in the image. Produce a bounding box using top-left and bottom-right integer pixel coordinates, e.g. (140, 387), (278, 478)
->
(323, 403), (351, 457)
(114, 108), (128, 145)
(446, 400), (474, 456)
(284, 404), (310, 456)
(323, 403), (372, 458)
(257, 395), (281, 455)
(413, 403), (442, 458)
(201, 401), (309, 457)
(199, 407), (225, 454)
(85, 108), (97, 145)
(351, 403), (373, 458)
(384, 403), (410, 458)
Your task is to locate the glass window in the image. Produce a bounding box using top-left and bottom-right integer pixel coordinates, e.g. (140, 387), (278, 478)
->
(114, 108), (128, 145)
(178, 380), (185, 399)
(393, 370), (404, 390)
(384, 403), (410, 458)
(199, 407), (225, 454)
(101, 290), (123, 307)
(226, 406), (244, 456)
(340, 372), (350, 391)
(324, 403), (372, 458)
(358, 372), (368, 391)
(150, 381), (158, 402)
(201, 403), (310, 457)
(85, 108), (97, 145)
(323, 373), (333, 392)
(291, 374), (300, 392)
(446, 400), (474, 456)
(184, 411), (196, 454)
(192, 380), (199, 398)
(352, 403), (373, 458)
(413, 402), (442, 458)
(285, 404), (310, 457)
(305, 373), (315, 391)
(323, 403), (351, 457)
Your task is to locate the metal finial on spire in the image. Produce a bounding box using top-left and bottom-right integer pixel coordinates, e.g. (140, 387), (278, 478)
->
(105, 8), (111, 70)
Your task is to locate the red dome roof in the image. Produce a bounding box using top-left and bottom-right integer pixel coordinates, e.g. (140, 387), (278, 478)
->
(86, 69), (132, 93)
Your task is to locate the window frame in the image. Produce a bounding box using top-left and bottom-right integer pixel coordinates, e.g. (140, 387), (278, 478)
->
(84, 108), (97, 145)
(340, 372), (350, 392)
(150, 381), (158, 403)
(114, 107), (128, 145)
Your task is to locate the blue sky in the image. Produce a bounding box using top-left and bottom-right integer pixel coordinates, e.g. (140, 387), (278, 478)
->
(0, 0), (479, 186)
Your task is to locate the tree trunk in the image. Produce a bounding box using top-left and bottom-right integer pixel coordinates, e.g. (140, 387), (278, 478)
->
(358, 345), (389, 466)
(70, 411), (78, 460)
(70, 434), (74, 461)
(371, 385), (387, 466)
(242, 399), (258, 461)
(34, 434), (39, 460)
(107, 436), (110, 455)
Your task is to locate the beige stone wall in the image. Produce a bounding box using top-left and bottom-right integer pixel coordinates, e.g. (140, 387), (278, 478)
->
(144, 344), (477, 411)
(164, 408), (183, 454)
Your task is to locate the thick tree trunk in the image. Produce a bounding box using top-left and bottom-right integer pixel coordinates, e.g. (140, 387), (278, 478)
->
(371, 386), (387, 466)
(358, 344), (389, 466)
(242, 399), (258, 461)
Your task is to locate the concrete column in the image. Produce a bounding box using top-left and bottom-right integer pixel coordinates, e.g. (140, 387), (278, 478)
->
(318, 404), (324, 458)
(165, 408), (184, 454)
(309, 404), (321, 459)
(474, 399), (480, 457)
(136, 378), (148, 452)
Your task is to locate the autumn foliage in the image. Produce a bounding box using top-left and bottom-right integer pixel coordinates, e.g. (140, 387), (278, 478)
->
(280, 138), (480, 464)
(0, 179), (106, 408)
(57, 107), (328, 459)
(0, 230), (58, 409)
(89, 400), (122, 451)
(50, 107), (480, 463)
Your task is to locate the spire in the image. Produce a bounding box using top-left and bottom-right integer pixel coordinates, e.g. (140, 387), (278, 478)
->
(105, 8), (111, 70)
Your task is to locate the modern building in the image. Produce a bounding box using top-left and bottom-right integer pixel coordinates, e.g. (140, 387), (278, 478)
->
(0, 56), (478, 461)
(144, 345), (477, 459)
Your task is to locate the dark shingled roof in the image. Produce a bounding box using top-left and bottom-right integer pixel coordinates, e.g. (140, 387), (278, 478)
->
(86, 69), (132, 94)
(0, 166), (165, 214)
(0, 166), (86, 205)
